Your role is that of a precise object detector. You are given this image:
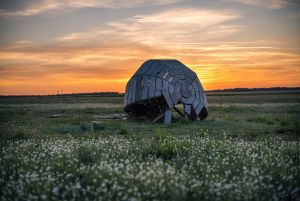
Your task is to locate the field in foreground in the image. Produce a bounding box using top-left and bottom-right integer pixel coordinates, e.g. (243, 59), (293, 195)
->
(0, 91), (299, 201)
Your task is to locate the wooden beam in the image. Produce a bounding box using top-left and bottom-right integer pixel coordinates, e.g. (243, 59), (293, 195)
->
(174, 106), (184, 117)
(152, 111), (165, 123)
(164, 109), (172, 124)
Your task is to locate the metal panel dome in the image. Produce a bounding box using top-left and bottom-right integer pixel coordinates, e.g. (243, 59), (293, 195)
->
(124, 59), (208, 124)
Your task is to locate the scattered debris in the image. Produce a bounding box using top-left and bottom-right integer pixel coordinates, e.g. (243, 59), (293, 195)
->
(94, 114), (128, 120)
(50, 114), (63, 118)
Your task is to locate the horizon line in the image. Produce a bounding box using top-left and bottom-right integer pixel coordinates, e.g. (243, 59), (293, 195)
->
(1, 86), (300, 97)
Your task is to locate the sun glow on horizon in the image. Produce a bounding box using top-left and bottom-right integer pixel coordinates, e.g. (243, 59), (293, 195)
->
(0, 0), (299, 95)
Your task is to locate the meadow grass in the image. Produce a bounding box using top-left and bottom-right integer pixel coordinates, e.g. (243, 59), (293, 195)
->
(0, 92), (299, 200)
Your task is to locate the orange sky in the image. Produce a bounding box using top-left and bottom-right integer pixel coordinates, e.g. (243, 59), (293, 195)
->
(0, 0), (300, 95)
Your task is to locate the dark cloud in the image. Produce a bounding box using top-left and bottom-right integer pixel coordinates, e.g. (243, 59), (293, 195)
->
(0, 0), (39, 11)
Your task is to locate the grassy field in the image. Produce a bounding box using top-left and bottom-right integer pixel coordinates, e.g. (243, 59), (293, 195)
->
(0, 91), (299, 200)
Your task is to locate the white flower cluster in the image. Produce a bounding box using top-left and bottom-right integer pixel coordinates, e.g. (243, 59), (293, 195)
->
(0, 135), (299, 201)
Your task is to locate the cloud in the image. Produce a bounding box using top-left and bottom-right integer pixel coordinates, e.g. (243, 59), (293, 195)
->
(224, 0), (290, 9)
(0, 0), (181, 17)
(0, 7), (299, 94)
(58, 8), (241, 45)
(288, 11), (300, 19)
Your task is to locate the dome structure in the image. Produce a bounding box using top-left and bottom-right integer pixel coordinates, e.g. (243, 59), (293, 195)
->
(124, 59), (208, 124)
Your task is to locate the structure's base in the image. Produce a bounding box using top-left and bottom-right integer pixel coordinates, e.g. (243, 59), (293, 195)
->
(164, 109), (172, 124)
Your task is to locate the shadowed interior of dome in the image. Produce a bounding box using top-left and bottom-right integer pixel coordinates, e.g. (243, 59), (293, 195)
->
(124, 95), (208, 123)
(199, 107), (208, 120)
(124, 96), (166, 119)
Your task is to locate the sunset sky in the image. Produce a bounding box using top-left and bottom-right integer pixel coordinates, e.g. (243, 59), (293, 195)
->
(0, 0), (299, 95)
